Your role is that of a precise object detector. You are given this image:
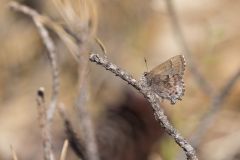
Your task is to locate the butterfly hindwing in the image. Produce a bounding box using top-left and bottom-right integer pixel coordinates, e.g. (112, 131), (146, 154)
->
(144, 55), (186, 104)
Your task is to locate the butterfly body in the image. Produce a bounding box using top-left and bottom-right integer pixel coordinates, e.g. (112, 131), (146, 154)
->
(144, 55), (186, 104)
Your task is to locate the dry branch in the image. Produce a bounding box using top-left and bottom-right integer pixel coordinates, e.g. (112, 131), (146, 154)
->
(75, 77), (100, 160)
(58, 104), (87, 159)
(89, 53), (198, 160)
(9, 2), (100, 160)
(52, 1), (100, 159)
(33, 15), (60, 123)
(9, 1), (60, 122)
(9, 1), (80, 62)
(190, 69), (240, 147)
(163, 0), (240, 158)
(36, 87), (55, 160)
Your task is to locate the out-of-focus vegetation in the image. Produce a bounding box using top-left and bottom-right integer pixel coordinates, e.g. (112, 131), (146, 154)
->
(0, 0), (239, 160)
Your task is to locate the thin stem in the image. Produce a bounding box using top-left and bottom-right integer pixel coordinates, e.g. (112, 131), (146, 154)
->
(36, 87), (55, 160)
(190, 69), (240, 147)
(9, 1), (60, 123)
(75, 56), (100, 160)
(58, 104), (87, 159)
(10, 2), (99, 160)
(34, 18), (60, 123)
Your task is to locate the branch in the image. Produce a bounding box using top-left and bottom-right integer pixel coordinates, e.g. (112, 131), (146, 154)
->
(164, 0), (213, 96)
(9, 2), (99, 160)
(190, 69), (240, 147)
(9, 1), (80, 62)
(36, 87), (55, 160)
(52, 1), (100, 159)
(75, 60), (100, 160)
(89, 53), (198, 160)
(58, 103), (87, 159)
(34, 15), (60, 123)
(9, 1), (60, 123)
(164, 0), (240, 154)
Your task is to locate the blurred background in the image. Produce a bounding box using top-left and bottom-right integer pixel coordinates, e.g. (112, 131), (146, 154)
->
(0, 0), (240, 160)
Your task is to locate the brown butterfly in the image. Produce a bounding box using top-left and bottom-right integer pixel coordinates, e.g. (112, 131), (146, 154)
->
(144, 55), (186, 104)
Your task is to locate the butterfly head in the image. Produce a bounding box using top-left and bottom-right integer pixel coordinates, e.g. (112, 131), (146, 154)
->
(143, 72), (149, 77)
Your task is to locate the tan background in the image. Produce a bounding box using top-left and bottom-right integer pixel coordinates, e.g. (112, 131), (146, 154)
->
(0, 0), (239, 160)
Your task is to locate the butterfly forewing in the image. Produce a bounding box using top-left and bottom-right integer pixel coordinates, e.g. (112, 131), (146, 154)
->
(144, 55), (186, 104)
(148, 55), (185, 76)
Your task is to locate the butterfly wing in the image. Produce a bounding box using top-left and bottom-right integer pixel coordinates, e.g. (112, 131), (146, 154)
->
(145, 55), (186, 104)
(148, 55), (185, 76)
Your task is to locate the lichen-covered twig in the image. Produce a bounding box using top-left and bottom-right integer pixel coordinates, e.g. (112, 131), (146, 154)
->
(36, 87), (55, 160)
(9, 1), (60, 123)
(164, 0), (213, 96)
(89, 53), (198, 160)
(190, 69), (240, 147)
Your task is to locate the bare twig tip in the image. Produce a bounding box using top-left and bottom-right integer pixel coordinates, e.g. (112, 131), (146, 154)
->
(89, 53), (100, 63)
(37, 87), (45, 99)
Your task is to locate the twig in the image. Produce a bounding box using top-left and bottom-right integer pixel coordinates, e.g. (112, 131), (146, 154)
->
(60, 140), (69, 160)
(10, 1), (99, 159)
(9, 1), (38, 16)
(33, 15), (60, 123)
(72, 23), (99, 160)
(51, 0), (97, 44)
(58, 104), (86, 159)
(89, 53), (198, 160)
(36, 87), (55, 160)
(10, 146), (18, 160)
(52, 0), (100, 158)
(75, 59), (100, 160)
(164, 0), (213, 96)
(9, 1), (60, 123)
(9, 1), (80, 62)
(164, 0), (240, 154)
(10, 2), (98, 160)
(95, 37), (107, 56)
(190, 69), (240, 147)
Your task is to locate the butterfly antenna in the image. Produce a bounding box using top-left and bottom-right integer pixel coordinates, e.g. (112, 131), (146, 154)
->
(144, 57), (149, 72)
(95, 37), (107, 57)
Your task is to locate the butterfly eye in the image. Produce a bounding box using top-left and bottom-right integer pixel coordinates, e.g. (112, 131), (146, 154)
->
(143, 72), (148, 76)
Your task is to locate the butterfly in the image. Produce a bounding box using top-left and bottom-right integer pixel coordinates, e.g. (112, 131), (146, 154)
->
(144, 55), (186, 104)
